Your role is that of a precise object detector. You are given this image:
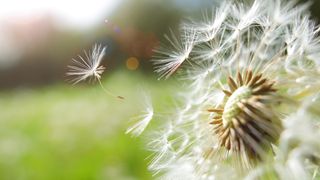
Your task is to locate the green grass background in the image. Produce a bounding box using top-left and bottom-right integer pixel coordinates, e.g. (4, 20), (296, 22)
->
(0, 71), (172, 180)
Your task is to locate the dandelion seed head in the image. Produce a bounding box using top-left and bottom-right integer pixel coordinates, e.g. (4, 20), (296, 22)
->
(137, 0), (320, 179)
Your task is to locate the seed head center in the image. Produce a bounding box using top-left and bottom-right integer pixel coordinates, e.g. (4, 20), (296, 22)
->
(209, 70), (281, 162)
(222, 86), (252, 127)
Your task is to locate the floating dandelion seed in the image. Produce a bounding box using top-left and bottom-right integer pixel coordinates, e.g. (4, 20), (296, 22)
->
(67, 44), (106, 84)
(67, 44), (124, 100)
(126, 93), (153, 137)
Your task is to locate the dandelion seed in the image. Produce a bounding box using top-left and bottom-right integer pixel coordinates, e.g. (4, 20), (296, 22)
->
(227, 0), (265, 41)
(183, 2), (231, 43)
(67, 44), (124, 100)
(126, 93), (153, 136)
(67, 44), (106, 84)
(153, 29), (196, 79)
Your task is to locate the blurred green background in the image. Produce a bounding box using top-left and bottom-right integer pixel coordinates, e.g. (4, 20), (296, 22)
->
(0, 0), (319, 179)
(0, 71), (174, 179)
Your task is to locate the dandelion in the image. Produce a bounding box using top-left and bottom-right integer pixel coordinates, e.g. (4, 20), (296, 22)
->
(67, 44), (124, 100)
(134, 0), (320, 179)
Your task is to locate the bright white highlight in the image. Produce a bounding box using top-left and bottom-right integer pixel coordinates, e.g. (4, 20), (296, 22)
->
(0, 0), (122, 28)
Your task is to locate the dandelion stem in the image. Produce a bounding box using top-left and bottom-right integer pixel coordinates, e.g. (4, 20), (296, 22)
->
(98, 79), (125, 100)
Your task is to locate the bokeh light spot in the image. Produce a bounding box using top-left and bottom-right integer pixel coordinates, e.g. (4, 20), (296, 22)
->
(126, 57), (139, 70)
